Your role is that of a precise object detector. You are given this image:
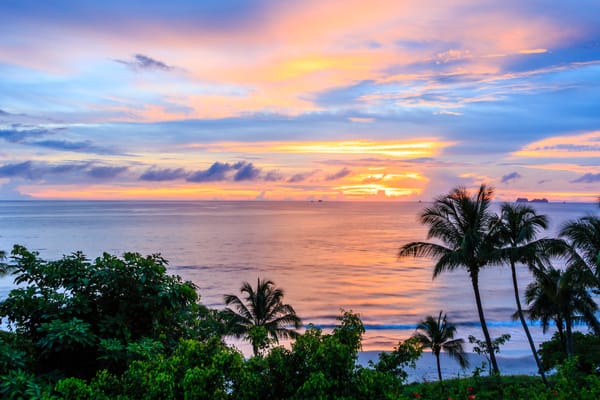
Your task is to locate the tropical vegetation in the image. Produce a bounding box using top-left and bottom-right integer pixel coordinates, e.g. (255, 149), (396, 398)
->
(398, 184), (501, 374)
(411, 311), (468, 382)
(495, 203), (550, 385)
(223, 278), (301, 356)
(0, 187), (598, 399)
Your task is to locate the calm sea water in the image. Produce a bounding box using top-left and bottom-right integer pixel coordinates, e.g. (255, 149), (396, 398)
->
(0, 200), (597, 356)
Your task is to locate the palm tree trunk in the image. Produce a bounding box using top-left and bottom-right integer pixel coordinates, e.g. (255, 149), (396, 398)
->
(565, 317), (574, 358)
(510, 260), (548, 386)
(556, 319), (566, 353)
(471, 272), (500, 375)
(435, 351), (443, 382)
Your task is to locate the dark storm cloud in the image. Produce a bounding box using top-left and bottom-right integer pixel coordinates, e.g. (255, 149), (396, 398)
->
(571, 173), (600, 183)
(115, 54), (174, 72)
(325, 167), (351, 181)
(501, 172), (522, 184)
(140, 168), (188, 181)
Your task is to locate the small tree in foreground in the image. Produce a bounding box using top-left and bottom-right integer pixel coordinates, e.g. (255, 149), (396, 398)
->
(468, 333), (511, 375)
(412, 311), (468, 381)
(223, 278), (301, 356)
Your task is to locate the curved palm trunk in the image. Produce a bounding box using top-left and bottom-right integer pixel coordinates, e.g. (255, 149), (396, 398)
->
(510, 260), (548, 386)
(435, 351), (443, 381)
(471, 272), (500, 375)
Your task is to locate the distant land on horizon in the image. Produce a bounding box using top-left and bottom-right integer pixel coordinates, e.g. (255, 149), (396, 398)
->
(515, 198), (550, 203)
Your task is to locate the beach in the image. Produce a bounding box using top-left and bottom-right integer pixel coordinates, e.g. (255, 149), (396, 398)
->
(358, 351), (539, 382)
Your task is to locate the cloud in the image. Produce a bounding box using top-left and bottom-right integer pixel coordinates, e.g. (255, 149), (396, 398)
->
(0, 125), (51, 142)
(186, 161), (261, 183)
(325, 167), (351, 181)
(0, 181), (33, 200)
(233, 162), (261, 181)
(86, 166), (128, 179)
(501, 171), (522, 184)
(0, 161), (38, 179)
(287, 173), (308, 183)
(115, 54), (174, 72)
(571, 173), (600, 183)
(263, 170), (283, 182)
(287, 170), (319, 183)
(140, 168), (188, 181)
(187, 161), (234, 182)
(30, 139), (119, 155)
(0, 125), (121, 155)
(0, 161), (88, 180)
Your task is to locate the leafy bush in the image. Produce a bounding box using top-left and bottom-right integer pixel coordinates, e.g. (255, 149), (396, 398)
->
(539, 331), (600, 373)
(0, 246), (202, 377)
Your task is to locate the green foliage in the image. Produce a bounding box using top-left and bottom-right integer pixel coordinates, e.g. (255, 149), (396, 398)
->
(412, 311), (468, 381)
(54, 377), (94, 400)
(539, 331), (600, 373)
(371, 337), (422, 383)
(0, 369), (52, 400)
(223, 278), (302, 356)
(468, 333), (510, 374)
(0, 246), (203, 378)
(0, 332), (29, 375)
(37, 318), (95, 354)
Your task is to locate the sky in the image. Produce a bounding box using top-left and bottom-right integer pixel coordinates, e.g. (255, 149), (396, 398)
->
(1, 0), (599, 201)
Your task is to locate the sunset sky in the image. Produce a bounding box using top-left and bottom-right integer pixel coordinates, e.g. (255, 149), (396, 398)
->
(1, 1), (599, 201)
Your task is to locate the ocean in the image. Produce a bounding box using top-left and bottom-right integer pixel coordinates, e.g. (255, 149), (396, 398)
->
(0, 200), (597, 357)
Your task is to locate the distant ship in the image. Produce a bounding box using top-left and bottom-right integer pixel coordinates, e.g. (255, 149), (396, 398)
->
(515, 197), (549, 203)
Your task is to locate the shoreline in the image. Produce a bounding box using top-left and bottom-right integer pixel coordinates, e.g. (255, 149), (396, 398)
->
(358, 351), (539, 383)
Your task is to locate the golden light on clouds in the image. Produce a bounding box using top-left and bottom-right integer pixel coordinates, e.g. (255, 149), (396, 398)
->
(184, 139), (453, 158)
(512, 131), (600, 158)
(273, 140), (451, 157)
(518, 48), (548, 54)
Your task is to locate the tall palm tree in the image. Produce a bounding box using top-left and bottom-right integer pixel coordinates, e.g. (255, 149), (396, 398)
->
(496, 203), (549, 385)
(523, 263), (600, 358)
(412, 311), (468, 381)
(398, 184), (501, 374)
(223, 278), (301, 356)
(560, 215), (600, 278)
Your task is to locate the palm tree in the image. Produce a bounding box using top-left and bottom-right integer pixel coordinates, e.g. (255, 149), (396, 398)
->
(412, 311), (468, 381)
(495, 203), (549, 385)
(0, 250), (7, 275)
(560, 215), (600, 278)
(223, 278), (301, 356)
(398, 184), (501, 374)
(523, 263), (600, 358)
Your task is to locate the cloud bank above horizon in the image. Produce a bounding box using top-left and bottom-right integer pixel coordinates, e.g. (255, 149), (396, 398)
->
(1, 1), (599, 201)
